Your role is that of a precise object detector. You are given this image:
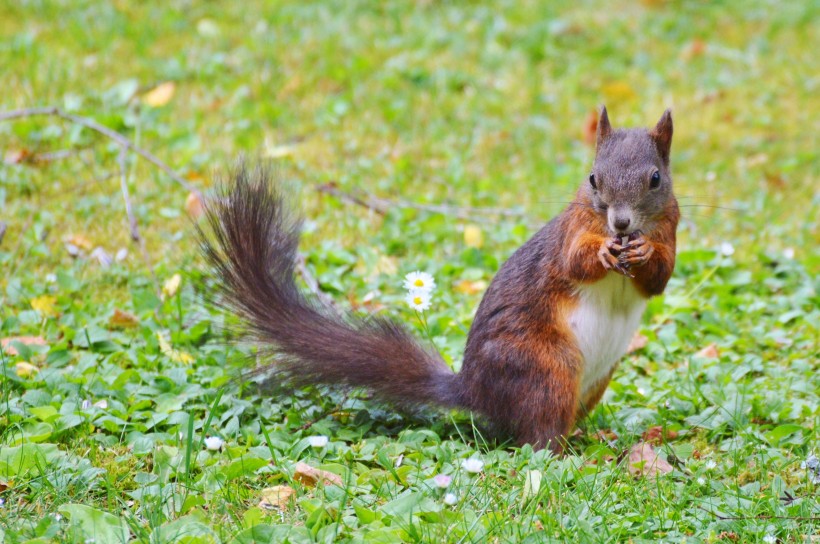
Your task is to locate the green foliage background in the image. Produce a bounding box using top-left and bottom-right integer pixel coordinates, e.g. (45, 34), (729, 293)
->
(1, 1), (817, 542)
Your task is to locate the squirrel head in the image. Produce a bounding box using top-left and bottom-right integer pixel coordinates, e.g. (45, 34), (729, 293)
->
(586, 107), (674, 236)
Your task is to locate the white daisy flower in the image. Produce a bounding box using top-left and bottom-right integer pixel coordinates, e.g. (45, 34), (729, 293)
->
(461, 458), (484, 474)
(406, 289), (432, 312)
(307, 435), (329, 448)
(404, 271), (435, 293)
(443, 493), (457, 505)
(704, 459), (717, 470)
(433, 474), (452, 488)
(204, 436), (224, 451)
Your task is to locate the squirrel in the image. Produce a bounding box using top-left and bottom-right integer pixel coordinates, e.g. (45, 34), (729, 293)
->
(199, 107), (679, 453)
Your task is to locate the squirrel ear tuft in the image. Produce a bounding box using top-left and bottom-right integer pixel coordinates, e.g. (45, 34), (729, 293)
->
(596, 106), (612, 151)
(651, 108), (673, 163)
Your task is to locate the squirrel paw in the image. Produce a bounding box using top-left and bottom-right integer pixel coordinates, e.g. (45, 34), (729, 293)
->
(618, 235), (654, 268)
(598, 239), (633, 277)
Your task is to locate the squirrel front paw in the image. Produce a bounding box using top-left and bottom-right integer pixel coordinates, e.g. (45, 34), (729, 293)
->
(597, 238), (633, 277)
(617, 233), (654, 268)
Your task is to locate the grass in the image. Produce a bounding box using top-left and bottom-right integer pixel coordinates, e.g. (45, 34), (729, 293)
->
(1, 1), (818, 542)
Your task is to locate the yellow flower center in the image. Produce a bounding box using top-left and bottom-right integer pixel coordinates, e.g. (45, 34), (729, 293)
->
(414, 279), (424, 287)
(413, 296), (423, 305)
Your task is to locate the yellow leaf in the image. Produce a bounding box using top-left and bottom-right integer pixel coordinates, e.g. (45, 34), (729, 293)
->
(31, 295), (58, 317)
(142, 82), (176, 107)
(455, 279), (488, 295)
(259, 485), (296, 510)
(15, 362), (39, 378)
(602, 81), (636, 103)
(163, 274), (182, 298)
(67, 234), (93, 250)
(156, 331), (195, 364)
(464, 225), (484, 249)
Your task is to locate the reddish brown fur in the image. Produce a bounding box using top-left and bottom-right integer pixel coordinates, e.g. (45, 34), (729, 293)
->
(200, 109), (679, 454)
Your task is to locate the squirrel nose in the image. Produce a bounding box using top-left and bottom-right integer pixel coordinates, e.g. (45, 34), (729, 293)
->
(613, 217), (631, 231)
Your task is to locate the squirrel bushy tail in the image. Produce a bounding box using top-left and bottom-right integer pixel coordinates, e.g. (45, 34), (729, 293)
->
(199, 164), (464, 411)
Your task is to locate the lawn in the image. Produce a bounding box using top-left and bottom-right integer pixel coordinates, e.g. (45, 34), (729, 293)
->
(1, 1), (818, 542)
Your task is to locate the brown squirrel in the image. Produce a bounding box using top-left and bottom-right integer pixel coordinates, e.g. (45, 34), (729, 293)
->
(200, 107), (679, 453)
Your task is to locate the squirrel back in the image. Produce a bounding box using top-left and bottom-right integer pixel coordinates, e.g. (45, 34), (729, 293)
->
(200, 108), (679, 453)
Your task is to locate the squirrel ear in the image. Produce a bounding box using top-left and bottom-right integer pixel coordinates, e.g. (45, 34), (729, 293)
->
(596, 106), (612, 151)
(651, 108), (673, 163)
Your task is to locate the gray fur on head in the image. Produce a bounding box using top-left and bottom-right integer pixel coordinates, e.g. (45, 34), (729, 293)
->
(587, 107), (674, 235)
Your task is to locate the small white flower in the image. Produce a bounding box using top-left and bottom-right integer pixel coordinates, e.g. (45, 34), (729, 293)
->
(307, 435), (329, 448)
(697, 477), (706, 485)
(93, 399), (108, 409)
(704, 459), (717, 470)
(461, 458), (484, 474)
(783, 247), (794, 259)
(406, 289), (432, 312)
(763, 535), (776, 544)
(45, 273), (57, 283)
(637, 387), (646, 396)
(204, 436), (224, 451)
(116, 248), (128, 262)
(81, 399), (91, 410)
(719, 242), (735, 256)
(443, 493), (457, 505)
(433, 474), (452, 488)
(404, 271), (435, 293)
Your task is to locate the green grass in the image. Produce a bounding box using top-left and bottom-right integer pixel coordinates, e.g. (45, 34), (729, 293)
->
(1, 1), (818, 542)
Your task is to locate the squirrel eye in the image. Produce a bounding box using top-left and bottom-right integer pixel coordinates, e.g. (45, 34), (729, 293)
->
(589, 173), (597, 190)
(650, 170), (661, 189)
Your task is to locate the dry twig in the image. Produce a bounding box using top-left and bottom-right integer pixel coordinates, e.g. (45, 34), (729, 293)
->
(0, 107), (202, 199)
(317, 183), (529, 221)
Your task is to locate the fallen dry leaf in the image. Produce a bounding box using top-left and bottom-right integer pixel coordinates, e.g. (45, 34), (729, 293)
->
(627, 442), (674, 478)
(602, 81), (636, 103)
(696, 343), (719, 359)
(2, 336), (47, 355)
(15, 362), (39, 378)
(681, 39), (707, 61)
(258, 485), (296, 510)
(626, 333), (648, 354)
(142, 81), (176, 107)
(66, 234), (94, 251)
(593, 429), (619, 443)
(31, 295), (58, 317)
(185, 192), (205, 219)
(455, 279), (488, 295)
(641, 425), (679, 445)
(464, 225), (484, 249)
(293, 462), (343, 487)
(4, 148), (31, 164)
(109, 308), (140, 329)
